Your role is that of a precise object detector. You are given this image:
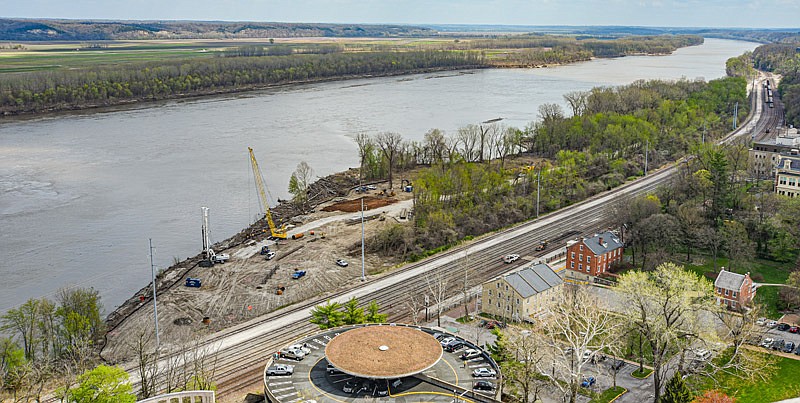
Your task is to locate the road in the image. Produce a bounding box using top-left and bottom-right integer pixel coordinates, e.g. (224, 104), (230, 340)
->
(118, 76), (776, 402)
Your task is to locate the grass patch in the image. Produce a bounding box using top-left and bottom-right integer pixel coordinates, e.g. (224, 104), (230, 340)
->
(590, 386), (627, 403)
(689, 354), (800, 403)
(631, 368), (653, 378)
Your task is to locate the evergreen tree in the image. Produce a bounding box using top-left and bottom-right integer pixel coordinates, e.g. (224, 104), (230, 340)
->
(309, 300), (343, 329)
(662, 371), (693, 403)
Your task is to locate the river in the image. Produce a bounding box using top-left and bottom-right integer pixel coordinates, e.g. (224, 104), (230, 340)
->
(0, 38), (757, 313)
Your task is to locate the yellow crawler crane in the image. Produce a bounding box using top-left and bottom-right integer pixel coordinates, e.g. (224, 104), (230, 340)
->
(248, 147), (288, 239)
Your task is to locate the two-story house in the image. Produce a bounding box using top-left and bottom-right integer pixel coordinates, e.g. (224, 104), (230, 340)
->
(775, 152), (800, 198)
(565, 231), (624, 283)
(714, 268), (756, 309)
(481, 263), (562, 322)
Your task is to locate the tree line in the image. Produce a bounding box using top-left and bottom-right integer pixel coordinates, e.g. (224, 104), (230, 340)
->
(353, 76), (749, 259)
(0, 50), (485, 115)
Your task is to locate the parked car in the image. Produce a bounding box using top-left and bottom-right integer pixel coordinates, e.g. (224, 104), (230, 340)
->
(581, 377), (596, 388)
(440, 337), (456, 346)
(473, 380), (495, 391)
(260, 245), (271, 255)
(503, 254), (520, 264)
(461, 349), (482, 360)
(582, 349), (594, 361)
(693, 349), (712, 361)
(760, 338), (775, 349)
(265, 251), (276, 260)
(444, 339), (465, 352)
(288, 343), (311, 355)
(185, 277), (202, 288)
(327, 363), (342, 375)
(777, 323), (791, 331)
(472, 368), (497, 377)
(343, 380), (360, 393)
(266, 364), (294, 376)
(772, 339), (785, 351)
(795, 345), (800, 355)
(291, 270), (307, 279)
(279, 348), (305, 360)
(756, 317), (767, 326)
(374, 381), (389, 396)
(335, 259), (348, 267)
(784, 341), (796, 353)
(790, 326), (799, 334)
(767, 320), (779, 328)
(432, 332), (446, 340)
(610, 359), (626, 370)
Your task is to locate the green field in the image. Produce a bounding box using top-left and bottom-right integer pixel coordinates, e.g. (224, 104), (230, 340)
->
(690, 354), (800, 402)
(0, 44), (218, 71)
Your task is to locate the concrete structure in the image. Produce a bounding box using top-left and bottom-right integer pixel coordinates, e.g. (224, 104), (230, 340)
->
(564, 231), (623, 283)
(775, 152), (800, 197)
(481, 263), (562, 322)
(714, 268), (756, 309)
(749, 127), (799, 179)
(264, 324), (501, 402)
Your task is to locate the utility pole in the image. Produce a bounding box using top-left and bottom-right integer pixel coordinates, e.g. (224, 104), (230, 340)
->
(644, 140), (649, 176)
(733, 101), (739, 130)
(361, 197), (366, 282)
(536, 166), (541, 218)
(149, 238), (160, 350)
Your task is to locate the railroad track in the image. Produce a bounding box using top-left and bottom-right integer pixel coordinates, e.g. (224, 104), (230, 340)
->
(113, 77), (774, 402)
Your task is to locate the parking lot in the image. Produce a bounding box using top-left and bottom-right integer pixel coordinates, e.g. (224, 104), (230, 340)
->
(264, 325), (501, 402)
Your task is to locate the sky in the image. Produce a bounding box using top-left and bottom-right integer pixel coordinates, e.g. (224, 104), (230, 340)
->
(4, 0), (800, 28)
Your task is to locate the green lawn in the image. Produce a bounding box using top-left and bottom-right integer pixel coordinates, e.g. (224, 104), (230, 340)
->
(689, 354), (800, 403)
(590, 386), (627, 403)
(631, 368), (653, 378)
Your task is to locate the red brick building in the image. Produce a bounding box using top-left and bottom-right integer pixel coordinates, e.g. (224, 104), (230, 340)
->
(565, 231), (624, 282)
(714, 269), (756, 309)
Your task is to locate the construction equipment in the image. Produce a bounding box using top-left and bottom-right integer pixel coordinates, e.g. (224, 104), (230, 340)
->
(249, 147), (288, 239)
(535, 240), (548, 251)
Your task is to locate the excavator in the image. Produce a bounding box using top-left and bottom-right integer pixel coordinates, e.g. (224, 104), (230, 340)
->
(248, 147), (288, 240)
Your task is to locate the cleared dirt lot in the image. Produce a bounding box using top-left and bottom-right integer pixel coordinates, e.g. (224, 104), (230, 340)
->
(102, 182), (413, 362)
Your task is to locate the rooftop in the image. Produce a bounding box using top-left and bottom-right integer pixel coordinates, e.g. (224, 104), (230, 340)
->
(581, 231), (623, 255)
(714, 269), (747, 292)
(324, 325), (443, 379)
(504, 263), (562, 299)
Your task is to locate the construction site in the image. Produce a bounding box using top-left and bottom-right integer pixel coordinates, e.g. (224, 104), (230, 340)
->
(100, 148), (416, 362)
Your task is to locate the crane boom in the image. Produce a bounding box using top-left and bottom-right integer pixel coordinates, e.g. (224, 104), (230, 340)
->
(248, 147), (288, 239)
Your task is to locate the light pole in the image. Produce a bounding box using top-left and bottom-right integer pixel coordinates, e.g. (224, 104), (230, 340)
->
(361, 196), (366, 282)
(149, 238), (160, 350)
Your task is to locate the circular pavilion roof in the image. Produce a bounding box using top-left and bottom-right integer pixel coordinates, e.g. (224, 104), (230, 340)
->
(324, 325), (443, 379)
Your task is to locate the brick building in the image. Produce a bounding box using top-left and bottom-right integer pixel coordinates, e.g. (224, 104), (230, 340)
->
(565, 231), (624, 282)
(714, 268), (756, 309)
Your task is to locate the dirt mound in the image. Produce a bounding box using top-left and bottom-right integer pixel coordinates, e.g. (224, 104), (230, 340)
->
(322, 196), (398, 213)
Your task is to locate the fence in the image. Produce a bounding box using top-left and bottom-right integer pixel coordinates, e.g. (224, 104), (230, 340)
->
(137, 390), (215, 403)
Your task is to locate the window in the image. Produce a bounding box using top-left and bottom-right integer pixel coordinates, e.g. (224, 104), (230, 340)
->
(733, 291), (738, 298)
(725, 289), (729, 296)
(517, 298), (520, 304)
(505, 285), (508, 291)
(580, 245), (584, 251)
(488, 290), (492, 296)
(488, 298), (491, 305)
(579, 254), (583, 262)
(571, 262), (575, 268)
(780, 177), (787, 185)
(497, 302), (500, 308)
(571, 252), (575, 259)
(587, 256), (592, 263)
(579, 264), (583, 271)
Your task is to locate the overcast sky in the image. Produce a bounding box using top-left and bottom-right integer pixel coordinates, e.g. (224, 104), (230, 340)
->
(5, 0), (800, 28)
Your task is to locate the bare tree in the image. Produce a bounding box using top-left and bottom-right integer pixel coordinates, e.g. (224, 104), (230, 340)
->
(501, 326), (550, 403)
(354, 132), (373, 181)
(540, 286), (623, 403)
(425, 270), (449, 328)
(128, 329), (159, 398)
(403, 292), (425, 325)
(288, 161), (314, 211)
(456, 125), (480, 162)
(563, 90), (589, 116)
(423, 128), (447, 166)
(374, 132), (403, 189)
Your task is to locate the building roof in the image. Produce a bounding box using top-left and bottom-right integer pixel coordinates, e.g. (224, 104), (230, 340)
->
(504, 263), (562, 299)
(582, 231), (623, 255)
(324, 325), (443, 379)
(777, 154), (800, 172)
(715, 269), (746, 291)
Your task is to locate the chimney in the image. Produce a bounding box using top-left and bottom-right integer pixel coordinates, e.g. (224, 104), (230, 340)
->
(598, 237), (603, 245)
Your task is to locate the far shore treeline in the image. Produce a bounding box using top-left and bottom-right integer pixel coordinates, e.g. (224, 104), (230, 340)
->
(0, 34), (701, 116)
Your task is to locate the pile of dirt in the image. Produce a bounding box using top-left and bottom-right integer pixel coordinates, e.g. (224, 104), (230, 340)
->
(321, 196), (398, 213)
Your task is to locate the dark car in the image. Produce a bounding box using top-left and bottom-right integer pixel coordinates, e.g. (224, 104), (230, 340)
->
(777, 323), (791, 331)
(795, 345), (800, 355)
(343, 380), (360, 393)
(185, 277), (202, 287)
(610, 359), (626, 370)
(581, 377), (596, 388)
(773, 339), (785, 351)
(444, 340), (465, 352)
(784, 341), (796, 353)
(474, 380), (495, 391)
(374, 381), (389, 397)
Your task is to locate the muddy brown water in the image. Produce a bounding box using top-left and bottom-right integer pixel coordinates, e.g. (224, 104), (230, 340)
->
(0, 38), (757, 313)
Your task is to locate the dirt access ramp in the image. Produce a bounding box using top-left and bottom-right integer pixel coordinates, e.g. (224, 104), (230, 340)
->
(321, 196), (398, 213)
